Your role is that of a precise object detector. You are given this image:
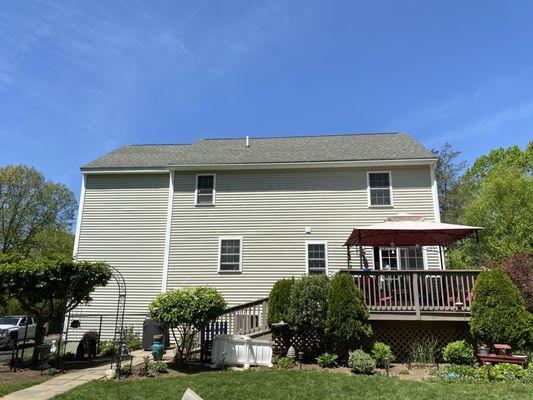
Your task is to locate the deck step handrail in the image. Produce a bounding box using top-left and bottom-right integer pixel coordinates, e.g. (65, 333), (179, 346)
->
(214, 297), (270, 336)
(340, 269), (481, 316)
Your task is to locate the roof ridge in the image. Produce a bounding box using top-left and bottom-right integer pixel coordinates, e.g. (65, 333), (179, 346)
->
(127, 143), (192, 147)
(201, 132), (405, 141)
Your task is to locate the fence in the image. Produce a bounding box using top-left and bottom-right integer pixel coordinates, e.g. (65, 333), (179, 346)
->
(213, 298), (269, 336)
(61, 312), (148, 354)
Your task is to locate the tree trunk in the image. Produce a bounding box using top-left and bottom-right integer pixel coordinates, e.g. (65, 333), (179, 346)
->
(30, 320), (46, 365)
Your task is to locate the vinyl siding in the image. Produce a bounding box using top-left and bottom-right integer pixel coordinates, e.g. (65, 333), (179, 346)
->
(75, 173), (169, 315)
(167, 166), (439, 306)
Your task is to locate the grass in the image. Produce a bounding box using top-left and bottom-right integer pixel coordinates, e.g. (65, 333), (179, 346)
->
(52, 370), (532, 400)
(0, 380), (42, 397)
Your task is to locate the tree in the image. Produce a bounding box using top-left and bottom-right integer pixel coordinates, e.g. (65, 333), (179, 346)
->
(0, 165), (76, 256)
(267, 278), (295, 326)
(432, 143), (467, 223)
(470, 268), (532, 350)
(0, 256), (112, 364)
(499, 253), (533, 313)
(287, 275), (329, 355)
(325, 274), (371, 357)
(149, 287), (227, 364)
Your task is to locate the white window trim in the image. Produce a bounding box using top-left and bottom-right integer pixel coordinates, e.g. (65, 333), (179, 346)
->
(218, 236), (243, 273)
(305, 241), (329, 275)
(379, 246), (427, 270)
(195, 173), (216, 206)
(367, 171), (394, 208)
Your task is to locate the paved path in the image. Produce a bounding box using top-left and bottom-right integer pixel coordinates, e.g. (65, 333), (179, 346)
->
(2, 350), (147, 400)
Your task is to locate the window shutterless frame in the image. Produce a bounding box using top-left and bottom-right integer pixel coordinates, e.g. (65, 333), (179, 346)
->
(379, 246), (427, 270)
(366, 171), (393, 207)
(195, 173), (216, 206)
(305, 241), (328, 275)
(218, 236), (243, 273)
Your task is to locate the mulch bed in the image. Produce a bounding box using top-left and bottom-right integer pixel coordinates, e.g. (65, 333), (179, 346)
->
(0, 363), (50, 385)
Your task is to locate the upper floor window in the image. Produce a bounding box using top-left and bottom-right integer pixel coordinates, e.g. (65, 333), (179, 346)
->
(219, 237), (242, 272)
(196, 174), (215, 205)
(367, 172), (393, 207)
(306, 241), (328, 274)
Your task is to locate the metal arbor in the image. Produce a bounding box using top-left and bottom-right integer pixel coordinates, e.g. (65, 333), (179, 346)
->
(58, 265), (127, 373)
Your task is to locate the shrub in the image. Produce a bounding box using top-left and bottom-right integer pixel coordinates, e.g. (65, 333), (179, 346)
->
(120, 364), (132, 376)
(122, 326), (142, 351)
(371, 342), (395, 368)
(316, 352), (338, 368)
(325, 274), (372, 357)
(98, 340), (118, 357)
(409, 337), (437, 365)
(149, 361), (168, 374)
(287, 275), (329, 338)
(492, 363), (525, 381)
(348, 349), (376, 374)
(442, 340), (475, 365)
(470, 268), (533, 349)
(501, 252), (533, 313)
(42, 367), (60, 376)
(149, 287), (227, 364)
(267, 278), (295, 326)
(429, 364), (477, 383)
(276, 356), (295, 369)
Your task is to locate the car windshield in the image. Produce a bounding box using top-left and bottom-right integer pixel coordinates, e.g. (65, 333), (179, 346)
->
(0, 317), (20, 325)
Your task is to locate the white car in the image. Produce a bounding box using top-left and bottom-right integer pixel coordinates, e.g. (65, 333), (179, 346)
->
(0, 316), (49, 348)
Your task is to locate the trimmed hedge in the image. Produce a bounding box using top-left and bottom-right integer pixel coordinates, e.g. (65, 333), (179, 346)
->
(287, 275), (329, 337)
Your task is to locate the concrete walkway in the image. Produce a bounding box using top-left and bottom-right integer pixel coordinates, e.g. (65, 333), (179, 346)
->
(3, 350), (147, 400)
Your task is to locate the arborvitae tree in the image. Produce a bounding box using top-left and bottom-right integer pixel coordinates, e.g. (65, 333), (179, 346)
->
(325, 273), (372, 357)
(267, 278), (295, 326)
(470, 268), (533, 350)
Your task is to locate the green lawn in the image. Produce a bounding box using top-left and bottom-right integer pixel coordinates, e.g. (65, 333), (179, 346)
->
(53, 370), (532, 400)
(0, 380), (42, 397)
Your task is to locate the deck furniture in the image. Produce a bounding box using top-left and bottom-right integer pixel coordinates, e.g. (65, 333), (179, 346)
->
(477, 353), (527, 367)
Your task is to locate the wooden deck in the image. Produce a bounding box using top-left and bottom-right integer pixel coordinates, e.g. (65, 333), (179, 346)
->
(341, 269), (480, 321)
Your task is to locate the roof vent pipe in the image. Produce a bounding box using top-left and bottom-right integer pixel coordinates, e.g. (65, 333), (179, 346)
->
(245, 135), (250, 147)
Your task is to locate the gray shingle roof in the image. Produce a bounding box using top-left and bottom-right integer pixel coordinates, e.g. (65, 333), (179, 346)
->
(82, 133), (436, 169)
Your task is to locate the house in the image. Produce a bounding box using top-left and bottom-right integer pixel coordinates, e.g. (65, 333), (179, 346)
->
(73, 132), (443, 319)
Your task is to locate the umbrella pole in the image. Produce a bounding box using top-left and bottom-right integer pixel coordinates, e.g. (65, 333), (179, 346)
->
(475, 231), (482, 268)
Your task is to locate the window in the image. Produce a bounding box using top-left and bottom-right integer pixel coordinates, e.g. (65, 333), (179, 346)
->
(196, 174), (215, 205)
(367, 172), (392, 206)
(219, 237), (242, 272)
(378, 246), (425, 270)
(306, 242), (328, 274)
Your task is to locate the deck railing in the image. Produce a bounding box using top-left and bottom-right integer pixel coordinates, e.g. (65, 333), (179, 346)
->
(214, 298), (269, 336)
(341, 269), (480, 318)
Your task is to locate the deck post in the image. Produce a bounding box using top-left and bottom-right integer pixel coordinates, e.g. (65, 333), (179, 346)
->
(358, 231), (363, 269)
(475, 231), (482, 268)
(412, 272), (421, 320)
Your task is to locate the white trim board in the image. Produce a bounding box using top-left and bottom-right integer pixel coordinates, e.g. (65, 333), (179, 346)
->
(72, 174), (86, 261)
(161, 171), (175, 292)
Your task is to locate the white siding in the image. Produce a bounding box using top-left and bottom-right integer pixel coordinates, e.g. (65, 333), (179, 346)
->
(76, 174), (169, 314)
(167, 166), (439, 306)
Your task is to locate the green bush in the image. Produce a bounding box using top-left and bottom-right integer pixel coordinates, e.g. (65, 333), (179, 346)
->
(120, 364), (132, 376)
(287, 275), (329, 338)
(492, 363), (525, 381)
(429, 364), (477, 383)
(316, 352), (338, 368)
(42, 367), (60, 376)
(126, 337), (142, 351)
(122, 326), (142, 351)
(325, 274), (372, 357)
(267, 278), (295, 326)
(276, 356), (295, 369)
(348, 349), (376, 374)
(150, 287), (227, 364)
(98, 341), (118, 357)
(409, 337), (437, 365)
(149, 361), (168, 374)
(371, 342), (395, 368)
(442, 340), (475, 365)
(470, 268), (533, 349)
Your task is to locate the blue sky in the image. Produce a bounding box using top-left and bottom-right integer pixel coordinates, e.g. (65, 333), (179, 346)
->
(1, 0), (532, 196)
